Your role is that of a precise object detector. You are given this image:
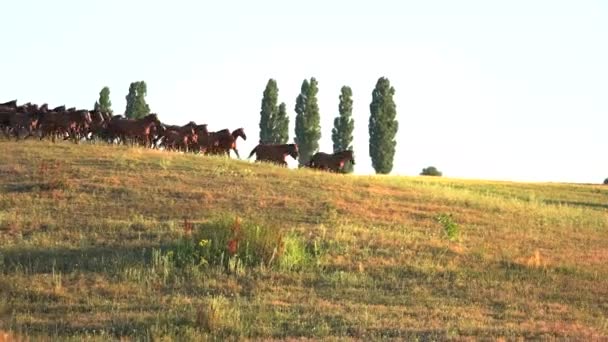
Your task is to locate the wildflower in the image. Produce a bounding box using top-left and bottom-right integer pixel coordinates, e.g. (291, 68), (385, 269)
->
(227, 239), (238, 255)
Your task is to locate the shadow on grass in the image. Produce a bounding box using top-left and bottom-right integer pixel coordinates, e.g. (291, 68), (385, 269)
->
(543, 199), (608, 210)
(0, 243), (171, 275)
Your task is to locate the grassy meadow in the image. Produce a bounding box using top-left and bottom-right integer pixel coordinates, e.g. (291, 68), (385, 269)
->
(0, 139), (607, 340)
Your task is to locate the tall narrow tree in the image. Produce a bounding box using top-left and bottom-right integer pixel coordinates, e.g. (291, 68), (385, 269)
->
(125, 81), (150, 119)
(369, 77), (398, 174)
(259, 79), (279, 144)
(294, 77), (321, 166)
(274, 102), (289, 144)
(332, 86), (355, 173)
(259, 79), (290, 144)
(94, 86), (113, 114)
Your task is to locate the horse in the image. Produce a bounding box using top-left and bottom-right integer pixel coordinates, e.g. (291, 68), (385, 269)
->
(39, 110), (93, 143)
(307, 150), (355, 173)
(9, 112), (42, 140)
(207, 128), (247, 159)
(159, 121), (198, 152)
(162, 129), (198, 152)
(0, 100), (17, 112)
(248, 143), (298, 166)
(106, 113), (161, 146)
(0, 100), (17, 107)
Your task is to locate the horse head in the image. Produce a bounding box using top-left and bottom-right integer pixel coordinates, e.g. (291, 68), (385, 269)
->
(195, 124), (208, 135)
(143, 113), (161, 124)
(288, 144), (299, 160)
(346, 150), (355, 165)
(232, 128), (246, 141)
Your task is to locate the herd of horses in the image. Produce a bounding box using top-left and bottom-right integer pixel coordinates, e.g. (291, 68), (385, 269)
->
(0, 100), (355, 172)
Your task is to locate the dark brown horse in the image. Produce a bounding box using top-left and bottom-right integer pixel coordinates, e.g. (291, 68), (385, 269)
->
(248, 143), (298, 166)
(0, 100), (17, 112)
(160, 122), (199, 152)
(307, 150), (355, 173)
(9, 112), (42, 140)
(0, 100), (17, 107)
(207, 128), (247, 158)
(106, 114), (161, 146)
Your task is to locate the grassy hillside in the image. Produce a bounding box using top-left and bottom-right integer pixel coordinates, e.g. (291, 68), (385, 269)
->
(1, 139), (607, 340)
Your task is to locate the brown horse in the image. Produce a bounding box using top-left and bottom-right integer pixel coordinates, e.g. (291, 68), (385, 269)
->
(0, 100), (17, 112)
(307, 150), (355, 173)
(160, 122), (199, 152)
(207, 128), (247, 159)
(9, 112), (42, 140)
(162, 129), (198, 152)
(39, 110), (93, 143)
(248, 143), (298, 166)
(106, 114), (161, 146)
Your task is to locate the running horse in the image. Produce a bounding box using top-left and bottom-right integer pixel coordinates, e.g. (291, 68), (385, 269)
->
(248, 143), (298, 166)
(207, 128), (247, 159)
(307, 150), (355, 173)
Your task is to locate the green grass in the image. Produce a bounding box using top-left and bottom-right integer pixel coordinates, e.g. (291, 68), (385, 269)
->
(1, 139), (607, 340)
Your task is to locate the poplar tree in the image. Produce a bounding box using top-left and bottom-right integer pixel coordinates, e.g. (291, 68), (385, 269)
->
(369, 77), (398, 174)
(332, 86), (355, 172)
(294, 77), (321, 166)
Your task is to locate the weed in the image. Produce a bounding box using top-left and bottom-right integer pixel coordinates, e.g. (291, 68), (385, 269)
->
(437, 213), (460, 241)
(164, 216), (323, 272)
(196, 296), (241, 333)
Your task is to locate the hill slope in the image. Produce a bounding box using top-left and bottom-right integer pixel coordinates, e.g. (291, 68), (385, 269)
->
(1, 140), (607, 340)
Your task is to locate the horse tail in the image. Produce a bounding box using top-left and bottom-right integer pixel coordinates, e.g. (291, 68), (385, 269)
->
(248, 145), (259, 159)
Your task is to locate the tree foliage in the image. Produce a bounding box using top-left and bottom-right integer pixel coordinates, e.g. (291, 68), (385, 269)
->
(125, 81), (150, 119)
(369, 77), (398, 174)
(332, 86), (355, 173)
(94, 86), (113, 114)
(275, 102), (289, 144)
(421, 166), (442, 177)
(259, 79), (278, 143)
(294, 78), (321, 166)
(259, 79), (289, 144)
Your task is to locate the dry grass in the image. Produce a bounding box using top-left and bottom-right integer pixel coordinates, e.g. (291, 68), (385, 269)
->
(0, 139), (607, 340)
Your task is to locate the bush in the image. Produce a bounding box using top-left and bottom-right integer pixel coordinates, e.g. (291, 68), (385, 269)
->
(421, 166), (442, 177)
(604, 178), (608, 185)
(169, 216), (322, 273)
(437, 213), (459, 241)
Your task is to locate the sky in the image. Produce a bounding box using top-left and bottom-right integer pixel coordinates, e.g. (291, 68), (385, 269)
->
(1, 0), (607, 183)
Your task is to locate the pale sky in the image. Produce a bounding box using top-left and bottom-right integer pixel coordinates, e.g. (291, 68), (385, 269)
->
(1, 0), (606, 183)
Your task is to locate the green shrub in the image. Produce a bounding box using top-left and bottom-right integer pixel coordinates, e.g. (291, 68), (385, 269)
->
(437, 213), (459, 241)
(604, 178), (608, 185)
(168, 216), (322, 272)
(421, 166), (442, 177)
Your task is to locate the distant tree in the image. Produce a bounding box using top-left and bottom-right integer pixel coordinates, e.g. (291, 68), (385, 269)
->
(421, 166), (442, 177)
(259, 79), (278, 144)
(332, 86), (355, 173)
(274, 102), (289, 144)
(369, 77), (398, 174)
(604, 178), (608, 185)
(94, 86), (113, 114)
(294, 77), (321, 166)
(125, 81), (150, 119)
